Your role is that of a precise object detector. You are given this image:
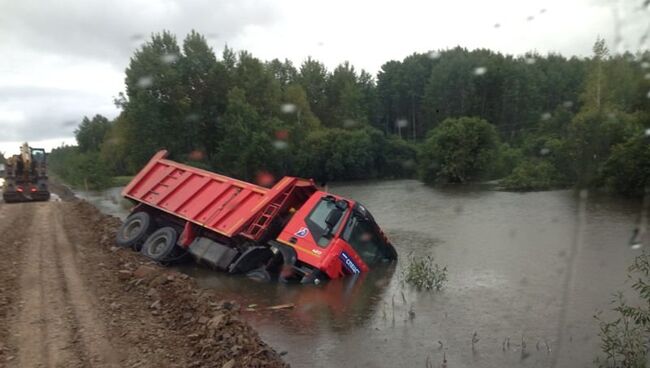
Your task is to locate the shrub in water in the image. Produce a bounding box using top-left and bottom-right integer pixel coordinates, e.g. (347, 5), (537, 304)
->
(403, 254), (448, 291)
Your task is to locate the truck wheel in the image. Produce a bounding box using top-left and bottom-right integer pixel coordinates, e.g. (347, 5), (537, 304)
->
(141, 227), (178, 263)
(246, 267), (271, 282)
(116, 212), (154, 250)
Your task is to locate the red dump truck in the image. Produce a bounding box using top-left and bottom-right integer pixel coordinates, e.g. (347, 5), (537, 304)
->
(117, 150), (397, 283)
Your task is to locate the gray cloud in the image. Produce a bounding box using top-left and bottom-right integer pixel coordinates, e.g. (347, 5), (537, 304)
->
(0, 0), (280, 67)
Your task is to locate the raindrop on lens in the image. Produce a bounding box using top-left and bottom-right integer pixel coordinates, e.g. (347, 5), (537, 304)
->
(343, 119), (357, 128)
(541, 112), (552, 121)
(474, 67), (487, 76)
(525, 57), (536, 65)
(280, 103), (297, 114)
(136, 76), (153, 88)
(273, 141), (288, 150)
(428, 51), (441, 59)
(396, 118), (408, 128)
(540, 148), (550, 155)
(161, 53), (179, 64)
(641, 61), (650, 69)
(563, 101), (574, 108)
(645, 128), (650, 136)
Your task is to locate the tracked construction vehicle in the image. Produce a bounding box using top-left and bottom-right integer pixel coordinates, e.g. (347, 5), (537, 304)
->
(117, 150), (397, 283)
(2, 143), (50, 203)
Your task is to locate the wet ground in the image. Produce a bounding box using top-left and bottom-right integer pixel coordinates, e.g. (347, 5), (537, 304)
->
(82, 180), (646, 368)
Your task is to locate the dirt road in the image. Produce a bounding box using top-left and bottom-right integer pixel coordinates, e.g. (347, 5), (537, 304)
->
(0, 199), (288, 368)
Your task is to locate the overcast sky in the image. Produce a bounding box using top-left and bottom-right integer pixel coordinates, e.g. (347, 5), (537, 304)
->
(0, 0), (647, 154)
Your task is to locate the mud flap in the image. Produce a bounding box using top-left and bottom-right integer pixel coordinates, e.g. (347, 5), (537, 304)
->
(187, 237), (238, 271)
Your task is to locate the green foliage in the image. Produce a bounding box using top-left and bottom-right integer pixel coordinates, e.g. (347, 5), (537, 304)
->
(595, 251), (650, 367)
(403, 254), (448, 291)
(501, 159), (562, 191)
(601, 134), (650, 196)
(419, 117), (500, 183)
(74, 114), (111, 153)
(49, 146), (111, 189)
(295, 127), (383, 183)
(50, 33), (648, 197)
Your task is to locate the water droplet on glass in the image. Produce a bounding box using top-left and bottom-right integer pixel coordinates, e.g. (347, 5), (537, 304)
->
(525, 57), (536, 65)
(579, 189), (588, 200)
(644, 128), (650, 136)
(280, 103), (297, 114)
(563, 101), (574, 108)
(274, 130), (289, 141)
(493, 23), (501, 28)
(130, 33), (144, 41)
(317, 41), (325, 47)
(473, 67), (487, 76)
(541, 112), (552, 121)
(630, 242), (643, 250)
(526, 15), (535, 21)
(646, 90), (650, 99)
(185, 113), (200, 122)
(396, 118), (409, 128)
(188, 150), (205, 161)
(540, 148), (550, 155)
(161, 53), (179, 64)
(136, 76), (153, 88)
(641, 61), (650, 69)
(255, 171), (275, 187)
(428, 51), (441, 59)
(539, 8), (547, 14)
(272, 141), (288, 150)
(343, 119), (358, 128)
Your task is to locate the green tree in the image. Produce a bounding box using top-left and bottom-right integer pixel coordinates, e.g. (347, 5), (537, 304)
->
(601, 133), (650, 196)
(419, 116), (500, 183)
(74, 114), (111, 152)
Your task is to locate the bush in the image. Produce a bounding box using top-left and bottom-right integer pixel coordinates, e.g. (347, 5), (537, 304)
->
(378, 135), (418, 178)
(595, 251), (650, 367)
(403, 254), (448, 291)
(49, 146), (111, 189)
(419, 116), (500, 183)
(501, 159), (563, 191)
(601, 134), (650, 197)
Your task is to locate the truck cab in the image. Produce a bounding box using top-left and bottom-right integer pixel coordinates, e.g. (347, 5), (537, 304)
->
(275, 192), (397, 283)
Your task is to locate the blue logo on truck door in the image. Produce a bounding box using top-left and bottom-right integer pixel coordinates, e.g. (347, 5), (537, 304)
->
(339, 251), (361, 274)
(294, 227), (309, 238)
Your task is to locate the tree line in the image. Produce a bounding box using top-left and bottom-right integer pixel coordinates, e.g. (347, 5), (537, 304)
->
(49, 31), (650, 196)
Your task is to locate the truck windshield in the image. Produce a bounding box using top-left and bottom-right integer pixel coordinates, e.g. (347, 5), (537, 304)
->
(342, 211), (389, 265)
(306, 197), (348, 247)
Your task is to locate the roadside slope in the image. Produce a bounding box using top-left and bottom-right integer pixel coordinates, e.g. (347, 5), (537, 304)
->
(0, 199), (288, 368)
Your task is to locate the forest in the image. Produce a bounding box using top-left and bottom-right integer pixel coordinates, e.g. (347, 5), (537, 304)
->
(48, 31), (650, 196)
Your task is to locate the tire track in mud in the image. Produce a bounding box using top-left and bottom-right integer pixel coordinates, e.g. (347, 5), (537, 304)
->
(0, 202), (36, 364)
(5, 202), (120, 367)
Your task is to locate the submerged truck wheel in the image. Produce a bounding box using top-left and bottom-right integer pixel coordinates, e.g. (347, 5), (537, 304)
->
(116, 212), (154, 250)
(141, 227), (178, 262)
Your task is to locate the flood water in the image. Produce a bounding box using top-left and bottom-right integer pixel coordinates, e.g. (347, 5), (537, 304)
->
(81, 180), (646, 368)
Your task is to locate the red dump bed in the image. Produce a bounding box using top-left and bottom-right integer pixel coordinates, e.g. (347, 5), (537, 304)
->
(122, 150), (302, 238)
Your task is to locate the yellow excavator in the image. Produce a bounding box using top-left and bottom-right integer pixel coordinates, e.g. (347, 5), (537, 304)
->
(2, 142), (50, 203)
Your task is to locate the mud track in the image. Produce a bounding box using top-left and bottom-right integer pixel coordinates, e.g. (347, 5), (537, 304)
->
(0, 199), (288, 368)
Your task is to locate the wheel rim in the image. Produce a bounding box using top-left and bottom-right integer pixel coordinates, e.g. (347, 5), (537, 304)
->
(149, 235), (168, 256)
(123, 219), (142, 239)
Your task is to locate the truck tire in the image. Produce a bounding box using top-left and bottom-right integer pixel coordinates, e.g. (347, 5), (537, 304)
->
(116, 212), (154, 250)
(246, 267), (271, 282)
(141, 227), (178, 263)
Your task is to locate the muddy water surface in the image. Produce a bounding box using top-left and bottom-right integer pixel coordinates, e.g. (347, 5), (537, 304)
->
(84, 180), (645, 368)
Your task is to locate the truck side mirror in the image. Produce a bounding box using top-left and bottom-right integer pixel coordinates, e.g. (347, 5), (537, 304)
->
(325, 208), (343, 229)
